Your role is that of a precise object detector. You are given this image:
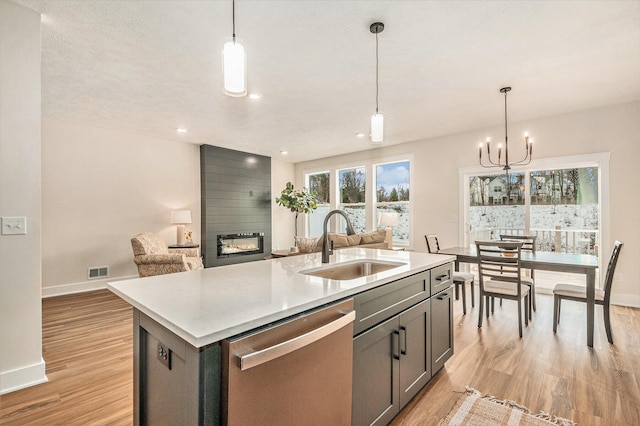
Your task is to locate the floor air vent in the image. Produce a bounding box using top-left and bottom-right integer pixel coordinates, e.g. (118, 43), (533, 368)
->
(88, 266), (109, 279)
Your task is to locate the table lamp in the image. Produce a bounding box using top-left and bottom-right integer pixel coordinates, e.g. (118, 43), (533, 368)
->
(170, 210), (192, 245)
(378, 212), (399, 249)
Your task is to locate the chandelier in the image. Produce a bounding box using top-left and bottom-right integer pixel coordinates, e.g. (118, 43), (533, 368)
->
(478, 87), (533, 173)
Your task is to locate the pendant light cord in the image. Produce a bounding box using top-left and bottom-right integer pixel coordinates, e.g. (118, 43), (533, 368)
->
(232, 0), (236, 42)
(504, 89), (508, 146)
(375, 31), (379, 114)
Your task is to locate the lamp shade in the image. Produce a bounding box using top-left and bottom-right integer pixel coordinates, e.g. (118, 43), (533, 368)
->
(378, 212), (399, 227)
(222, 40), (247, 97)
(370, 113), (384, 143)
(170, 210), (192, 224)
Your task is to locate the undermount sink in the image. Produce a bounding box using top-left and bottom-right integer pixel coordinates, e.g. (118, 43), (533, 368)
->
(300, 259), (406, 281)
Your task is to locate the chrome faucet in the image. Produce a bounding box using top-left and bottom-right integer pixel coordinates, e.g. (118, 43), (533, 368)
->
(322, 209), (356, 263)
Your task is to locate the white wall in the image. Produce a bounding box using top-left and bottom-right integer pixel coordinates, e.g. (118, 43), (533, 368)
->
(296, 101), (640, 307)
(0, 0), (46, 394)
(271, 159), (296, 251)
(41, 120), (202, 296)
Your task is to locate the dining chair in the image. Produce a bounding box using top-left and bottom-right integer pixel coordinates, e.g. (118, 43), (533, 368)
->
(425, 234), (475, 315)
(553, 240), (623, 344)
(500, 234), (537, 315)
(476, 240), (530, 338)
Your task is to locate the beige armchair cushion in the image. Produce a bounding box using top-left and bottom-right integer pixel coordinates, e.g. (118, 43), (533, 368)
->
(131, 232), (203, 278)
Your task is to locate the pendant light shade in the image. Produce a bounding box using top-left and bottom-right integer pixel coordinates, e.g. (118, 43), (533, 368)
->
(222, 40), (246, 97)
(370, 22), (384, 144)
(222, 0), (247, 97)
(370, 113), (384, 143)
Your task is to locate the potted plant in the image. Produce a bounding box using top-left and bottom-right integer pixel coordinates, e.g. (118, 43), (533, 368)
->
(275, 182), (318, 248)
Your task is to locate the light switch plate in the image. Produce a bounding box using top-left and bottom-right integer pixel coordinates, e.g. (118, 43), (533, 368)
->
(1, 217), (27, 235)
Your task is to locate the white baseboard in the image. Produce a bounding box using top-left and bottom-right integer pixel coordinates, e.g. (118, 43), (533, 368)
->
(0, 358), (47, 395)
(42, 275), (138, 298)
(610, 292), (640, 308)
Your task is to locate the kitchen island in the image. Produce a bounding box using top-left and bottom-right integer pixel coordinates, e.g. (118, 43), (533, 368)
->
(109, 247), (455, 425)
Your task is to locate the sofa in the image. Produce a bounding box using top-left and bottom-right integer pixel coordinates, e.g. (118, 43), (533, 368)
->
(294, 229), (390, 254)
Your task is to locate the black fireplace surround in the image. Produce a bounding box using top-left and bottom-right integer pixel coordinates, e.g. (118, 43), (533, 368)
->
(200, 145), (272, 267)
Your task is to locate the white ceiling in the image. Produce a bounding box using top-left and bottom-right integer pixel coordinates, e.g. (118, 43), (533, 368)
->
(11, 0), (640, 163)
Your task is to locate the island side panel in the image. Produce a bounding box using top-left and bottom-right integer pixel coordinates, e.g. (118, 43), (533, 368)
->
(134, 310), (221, 425)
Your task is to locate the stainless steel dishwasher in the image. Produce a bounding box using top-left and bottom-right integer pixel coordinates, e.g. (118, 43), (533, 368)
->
(222, 298), (355, 426)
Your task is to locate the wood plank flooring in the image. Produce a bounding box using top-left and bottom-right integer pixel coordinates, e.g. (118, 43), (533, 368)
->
(0, 290), (133, 425)
(1, 288), (639, 425)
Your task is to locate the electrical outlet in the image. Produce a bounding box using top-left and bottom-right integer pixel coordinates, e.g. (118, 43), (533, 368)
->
(1, 217), (27, 235)
(157, 342), (172, 370)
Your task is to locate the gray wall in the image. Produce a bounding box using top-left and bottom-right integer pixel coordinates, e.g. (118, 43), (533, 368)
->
(200, 145), (271, 267)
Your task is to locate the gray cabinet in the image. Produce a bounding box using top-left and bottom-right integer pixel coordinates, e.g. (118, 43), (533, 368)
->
(352, 264), (453, 426)
(352, 299), (431, 426)
(431, 287), (454, 374)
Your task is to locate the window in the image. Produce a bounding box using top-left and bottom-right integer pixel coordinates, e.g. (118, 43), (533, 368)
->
(468, 172), (525, 239)
(375, 161), (410, 244)
(303, 156), (413, 246)
(461, 153), (609, 290)
(307, 171), (330, 237)
(529, 167), (598, 254)
(337, 167), (366, 233)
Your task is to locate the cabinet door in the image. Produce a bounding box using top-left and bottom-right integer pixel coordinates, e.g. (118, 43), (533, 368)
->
(352, 316), (400, 426)
(431, 287), (454, 375)
(398, 299), (431, 408)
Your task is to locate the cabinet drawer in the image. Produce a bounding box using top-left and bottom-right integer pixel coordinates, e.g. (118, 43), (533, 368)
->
(430, 263), (453, 295)
(353, 271), (429, 336)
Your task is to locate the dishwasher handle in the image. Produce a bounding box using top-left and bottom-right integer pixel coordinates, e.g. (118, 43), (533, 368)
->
(239, 310), (356, 371)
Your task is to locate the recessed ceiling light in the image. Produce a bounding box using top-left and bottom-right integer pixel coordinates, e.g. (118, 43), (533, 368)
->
(249, 93), (262, 100)
(280, 150), (288, 155)
(356, 133), (365, 138)
(176, 128), (187, 133)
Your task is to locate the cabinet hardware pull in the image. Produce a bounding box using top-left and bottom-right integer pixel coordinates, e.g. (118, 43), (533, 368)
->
(399, 326), (407, 355)
(435, 274), (449, 281)
(437, 293), (449, 300)
(392, 330), (400, 360)
(238, 310), (356, 371)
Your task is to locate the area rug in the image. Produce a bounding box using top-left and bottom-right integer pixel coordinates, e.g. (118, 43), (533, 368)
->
(440, 387), (576, 426)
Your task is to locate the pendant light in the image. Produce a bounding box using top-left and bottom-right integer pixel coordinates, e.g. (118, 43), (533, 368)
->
(222, 0), (247, 97)
(370, 22), (384, 144)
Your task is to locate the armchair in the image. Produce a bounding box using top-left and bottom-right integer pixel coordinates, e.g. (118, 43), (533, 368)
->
(131, 232), (203, 278)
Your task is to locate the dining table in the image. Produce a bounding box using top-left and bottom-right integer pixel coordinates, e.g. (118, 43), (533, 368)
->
(438, 246), (600, 347)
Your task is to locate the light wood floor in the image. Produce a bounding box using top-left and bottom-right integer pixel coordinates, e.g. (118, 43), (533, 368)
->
(1, 289), (639, 425)
(0, 290), (133, 425)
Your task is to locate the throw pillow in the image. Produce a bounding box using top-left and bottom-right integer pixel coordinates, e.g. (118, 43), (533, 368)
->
(328, 233), (350, 248)
(360, 229), (387, 244)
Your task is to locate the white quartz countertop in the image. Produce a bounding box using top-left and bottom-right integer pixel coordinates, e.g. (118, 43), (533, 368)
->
(108, 248), (454, 348)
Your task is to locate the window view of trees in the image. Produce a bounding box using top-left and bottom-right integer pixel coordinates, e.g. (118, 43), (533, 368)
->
(338, 167), (366, 232)
(340, 168), (366, 203)
(530, 167), (598, 205)
(308, 172), (330, 204)
(307, 172), (330, 236)
(376, 161), (410, 243)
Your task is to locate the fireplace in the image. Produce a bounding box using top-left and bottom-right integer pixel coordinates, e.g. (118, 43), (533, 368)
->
(217, 233), (264, 257)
